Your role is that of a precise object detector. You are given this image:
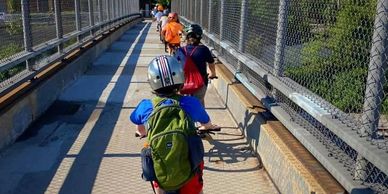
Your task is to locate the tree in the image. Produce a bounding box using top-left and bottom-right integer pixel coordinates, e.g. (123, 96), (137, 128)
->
(285, 0), (378, 113)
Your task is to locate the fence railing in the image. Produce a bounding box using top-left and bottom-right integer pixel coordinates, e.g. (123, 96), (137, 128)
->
(0, 0), (140, 95)
(172, 0), (388, 193)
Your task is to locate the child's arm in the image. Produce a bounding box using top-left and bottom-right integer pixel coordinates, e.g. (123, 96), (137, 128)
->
(180, 96), (220, 130)
(130, 99), (153, 136)
(208, 62), (216, 78)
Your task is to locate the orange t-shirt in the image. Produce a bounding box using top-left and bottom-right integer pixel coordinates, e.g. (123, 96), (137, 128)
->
(163, 22), (183, 44)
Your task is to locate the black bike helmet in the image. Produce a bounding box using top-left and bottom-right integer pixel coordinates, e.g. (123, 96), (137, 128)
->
(184, 24), (203, 40)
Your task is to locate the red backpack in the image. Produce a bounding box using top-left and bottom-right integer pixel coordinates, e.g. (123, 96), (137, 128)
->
(180, 46), (204, 94)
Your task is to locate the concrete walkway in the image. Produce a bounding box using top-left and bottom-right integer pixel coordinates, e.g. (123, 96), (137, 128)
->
(0, 21), (278, 194)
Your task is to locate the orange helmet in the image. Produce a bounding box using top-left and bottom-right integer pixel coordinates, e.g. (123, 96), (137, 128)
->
(168, 12), (178, 22)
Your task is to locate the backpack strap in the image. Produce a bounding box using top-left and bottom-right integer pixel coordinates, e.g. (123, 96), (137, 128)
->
(151, 95), (181, 109)
(183, 46), (198, 57)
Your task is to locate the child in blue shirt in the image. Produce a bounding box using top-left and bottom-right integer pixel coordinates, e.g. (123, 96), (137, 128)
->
(130, 55), (218, 194)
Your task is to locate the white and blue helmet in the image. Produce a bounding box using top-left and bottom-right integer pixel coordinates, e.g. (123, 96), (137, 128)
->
(148, 55), (184, 91)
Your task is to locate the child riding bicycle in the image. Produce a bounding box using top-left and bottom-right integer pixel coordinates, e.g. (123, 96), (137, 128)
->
(130, 55), (219, 194)
(175, 24), (217, 106)
(161, 13), (183, 55)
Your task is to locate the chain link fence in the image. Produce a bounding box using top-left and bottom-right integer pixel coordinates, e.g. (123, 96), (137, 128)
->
(172, 0), (388, 193)
(0, 0), (140, 94)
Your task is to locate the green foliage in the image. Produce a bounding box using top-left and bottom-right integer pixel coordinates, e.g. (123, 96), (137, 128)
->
(5, 0), (23, 35)
(5, 19), (23, 35)
(0, 63), (25, 83)
(327, 0), (377, 70)
(0, 43), (24, 82)
(286, 0), (313, 45)
(381, 98), (388, 115)
(7, 0), (20, 13)
(324, 68), (367, 112)
(0, 43), (23, 60)
(285, 0), (379, 113)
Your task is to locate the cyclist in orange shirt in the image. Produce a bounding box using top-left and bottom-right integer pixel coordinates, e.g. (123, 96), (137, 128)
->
(161, 12), (183, 55)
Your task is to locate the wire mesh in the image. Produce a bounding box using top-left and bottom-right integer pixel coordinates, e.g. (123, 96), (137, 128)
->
(62, 0), (76, 36)
(92, 0), (99, 24)
(80, 0), (90, 29)
(209, 0), (220, 38)
(201, 0), (209, 31)
(29, 1), (56, 46)
(189, 0), (194, 21)
(0, 1), (24, 62)
(102, 0), (108, 22)
(222, 0), (241, 49)
(240, 63), (271, 97)
(0, 62), (27, 88)
(222, 48), (239, 70)
(244, 0), (278, 67)
(171, 0), (388, 192)
(194, 0), (200, 24)
(282, 1), (370, 122)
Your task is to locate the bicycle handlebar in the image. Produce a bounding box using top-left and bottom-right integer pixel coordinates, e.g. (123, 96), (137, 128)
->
(209, 76), (218, 80)
(135, 127), (221, 139)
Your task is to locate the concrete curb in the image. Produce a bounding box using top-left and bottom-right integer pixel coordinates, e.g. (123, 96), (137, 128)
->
(0, 18), (142, 151)
(211, 63), (345, 194)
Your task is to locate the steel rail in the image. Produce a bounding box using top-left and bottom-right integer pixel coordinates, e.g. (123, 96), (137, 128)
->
(0, 13), (141, 72)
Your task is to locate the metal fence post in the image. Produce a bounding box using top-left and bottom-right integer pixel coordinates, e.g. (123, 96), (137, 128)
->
(54, 0), (63, 53)
(125, 0), (128, 16)
(219, 0), (224, 40)
(194, 0), (197, 23)
(119, 0), (122, 18)
(199, 0), (203, 26)
(122, 0), (124, 17)
(272, 0), (289, 100)
(207, 0), (213, 34)
(237, 0), (247, 73)
(355, 0), (388, 181)
(88, 0), (95, 35)
(107, 0), (111, 22)
(113, 0), (116, 20)
(273, 0), (289, 77)
(360, 0), (388, 139)
(98, 0), (103, 24)
(75, 0), (82, 42)
(123, 0), (127, 16)
(182, 0), (184, 17)
(21, 0), (33, 70)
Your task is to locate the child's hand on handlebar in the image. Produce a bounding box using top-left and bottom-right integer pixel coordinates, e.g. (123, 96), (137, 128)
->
(208, 73), (218, 80)
(135, 131), (147, 139)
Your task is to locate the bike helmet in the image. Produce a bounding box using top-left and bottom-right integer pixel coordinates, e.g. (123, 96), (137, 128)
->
(184, 24), (203, 39)
(148, 55), (184, 92)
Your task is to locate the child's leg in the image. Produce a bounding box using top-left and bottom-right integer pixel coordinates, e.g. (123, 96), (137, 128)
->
(178, 162), (204, 194)
(192, 86), (207, 107)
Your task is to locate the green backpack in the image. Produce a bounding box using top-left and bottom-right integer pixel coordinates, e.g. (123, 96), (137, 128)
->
(147, 96), (203, 191)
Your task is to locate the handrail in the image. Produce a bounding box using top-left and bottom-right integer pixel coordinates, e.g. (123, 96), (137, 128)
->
(0, 13), (141, 72)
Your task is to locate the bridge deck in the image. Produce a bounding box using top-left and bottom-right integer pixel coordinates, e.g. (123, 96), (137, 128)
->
(0, 21), (278, 194)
